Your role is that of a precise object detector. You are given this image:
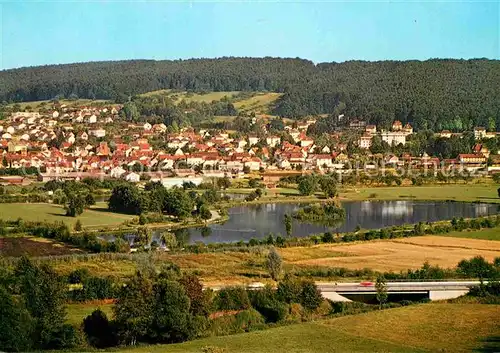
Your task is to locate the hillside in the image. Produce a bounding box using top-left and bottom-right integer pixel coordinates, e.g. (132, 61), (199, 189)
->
(1, 58), (499, 130)
(100, 303), (499, 353)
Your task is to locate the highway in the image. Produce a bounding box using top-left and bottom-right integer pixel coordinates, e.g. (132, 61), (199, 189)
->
(316, 280), (482, 293)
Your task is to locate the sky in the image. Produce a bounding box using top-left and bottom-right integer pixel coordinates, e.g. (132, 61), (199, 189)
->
(0, 0), (498, 70)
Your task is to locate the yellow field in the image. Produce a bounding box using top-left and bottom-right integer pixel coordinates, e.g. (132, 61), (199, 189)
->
(233, 92), (282, 113)
(285, 236), (500, 271)
(323, 303), (500, 353)
(105, 303), (499, 353)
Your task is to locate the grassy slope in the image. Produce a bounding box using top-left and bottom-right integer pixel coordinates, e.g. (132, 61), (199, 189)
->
(440, 228), (500, 241)
(340, 184), (500, 203)
(109, 304), (500, 353)
(0, 202), (134, 228)
(233, 92), (282, 114)
(66, 302), (114, 326)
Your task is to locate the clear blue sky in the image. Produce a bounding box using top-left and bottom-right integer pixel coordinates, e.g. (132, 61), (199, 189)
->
(0, 0), (498, 70)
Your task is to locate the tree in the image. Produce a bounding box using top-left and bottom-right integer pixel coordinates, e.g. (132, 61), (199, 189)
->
(319, 177), (337, 198)
(66, 194), (85, 217)
(85, 193), (96, 207)
(114, 272), (154, 345)
(14, 257), (77, 350)
(300, 280), (323, 310)
(161, 232), (178, 250)
(457, 256), (495, 283)
(179, 274), (212, 317)
(375, 275), (388, 309)
(109, 183), (146, 215)
(298, 176), (317, 196)
(74, 220), (83, 231)
(217, 176), (231, 190)
(283, 214), (292, 237)
(0, 285), (33, 352)
(266, 247), (283, 281)
(83, 309), (116, 348)
(163, 188), (195, 219)
(199, 204), (212, 223)
(136, 226), (152, 246)
(150, 280), (193, 343)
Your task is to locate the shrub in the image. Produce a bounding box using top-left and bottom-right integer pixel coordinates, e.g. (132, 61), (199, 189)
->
(300, 280), (323, 310)
(215, 287), (251, 311)
(83, 309), (116, 348)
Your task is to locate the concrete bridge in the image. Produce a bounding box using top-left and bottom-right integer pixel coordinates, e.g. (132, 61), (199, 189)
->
(317, 281), (482, 302)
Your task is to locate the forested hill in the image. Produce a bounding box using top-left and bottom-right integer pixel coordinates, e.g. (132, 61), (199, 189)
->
(1, 57), (499, 130)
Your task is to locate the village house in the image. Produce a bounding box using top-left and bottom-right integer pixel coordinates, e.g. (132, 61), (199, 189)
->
(381, 131), (406, 146)
(474, 127), (487, 140)
(392, 120), (403, 131)
(89, 129), (106, 138)
(359, 134), (372, 149)
(365, 125), (377, 135)
(248, 135), (259, 146)
(266, 136), (281, 148)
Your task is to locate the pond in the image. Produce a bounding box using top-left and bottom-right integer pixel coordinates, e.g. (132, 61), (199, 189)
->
(184, 201), (499, 244)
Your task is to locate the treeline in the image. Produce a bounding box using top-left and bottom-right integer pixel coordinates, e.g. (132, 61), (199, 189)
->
(297, 256), (500, 282)
(2, 58), (500, 130)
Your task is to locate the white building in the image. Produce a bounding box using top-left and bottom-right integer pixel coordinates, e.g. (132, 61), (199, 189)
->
(381, 131), (406, 146)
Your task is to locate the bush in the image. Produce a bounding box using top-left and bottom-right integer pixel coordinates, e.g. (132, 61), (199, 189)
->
(300, 280), (323, 310)
(209, 309), (264, 336)
(83, 309), (116, 348)
(249, 287), (287, 323)
(215, 287), (251, 311)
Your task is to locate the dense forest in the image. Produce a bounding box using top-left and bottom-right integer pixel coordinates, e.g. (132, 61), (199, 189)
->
(1, 57), (499, 130)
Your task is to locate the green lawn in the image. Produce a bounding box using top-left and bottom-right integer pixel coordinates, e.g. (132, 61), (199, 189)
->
(66, 302), (114, 326)
(441, 228), (500, 241)
(233, 92), (282, 114)
(341, 184), (500, 203)
(0, 202), (135, 229)
(108, 303), (500, 353)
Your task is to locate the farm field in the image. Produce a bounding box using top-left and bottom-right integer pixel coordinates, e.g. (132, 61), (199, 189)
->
(286, 235), (500, 272)
(0, 202), (135, 228)
(340, 184), (500, 203)
(0, 236), (84, 257)
(50, 232), (500, 285)
(107, 303), (499, 353)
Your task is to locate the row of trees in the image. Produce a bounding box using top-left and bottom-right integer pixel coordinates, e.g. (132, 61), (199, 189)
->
(108, 182), (199, 220)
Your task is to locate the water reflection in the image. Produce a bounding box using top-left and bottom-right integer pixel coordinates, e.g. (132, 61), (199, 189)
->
(186, 201), (499, 244)
(97, 201), (499, 246)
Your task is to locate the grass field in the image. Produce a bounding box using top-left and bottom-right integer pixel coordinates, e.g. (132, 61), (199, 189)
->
(441, 228), (500, 241)
(109, 303), (500, 353)
(66, 302), (113, 326)
(233, 92), (282, 113)
(138, 90), (240, 103)
(0, 202), (135, 229)
(0, 236), (84, 257)
(50, 233), (500, 285)
(286, 235), (500, 272)
(340, 184), (500, 203)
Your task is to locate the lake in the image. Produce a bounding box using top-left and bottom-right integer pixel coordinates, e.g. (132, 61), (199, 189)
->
(184, 201), (499, 244)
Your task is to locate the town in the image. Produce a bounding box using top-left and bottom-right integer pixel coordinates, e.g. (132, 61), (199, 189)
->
(1, 101), (498, 187)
